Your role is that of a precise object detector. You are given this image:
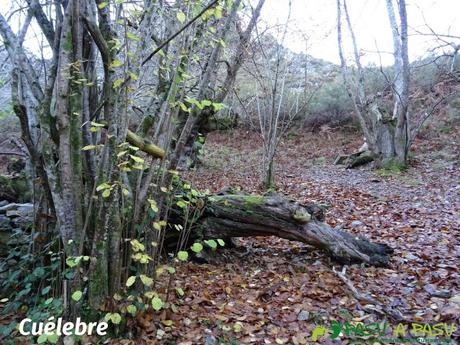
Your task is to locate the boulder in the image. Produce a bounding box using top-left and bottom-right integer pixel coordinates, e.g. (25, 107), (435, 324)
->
(0, 215), (11, 229)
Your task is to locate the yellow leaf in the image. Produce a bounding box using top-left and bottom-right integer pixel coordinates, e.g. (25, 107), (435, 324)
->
(233, 322), (243, 332)
(140, 274), (153, 287)
(176, 11), (186, 23)
(130, 154), (144, 163)
(126, 276), (136, 287)
(161, 320), (173, 326)
(102, 189), (111, 198)
(113, 78), (124, 88)
(98, 2), (108, 9)
(148, 199), (158, 213)
(109, 59), (123, 69)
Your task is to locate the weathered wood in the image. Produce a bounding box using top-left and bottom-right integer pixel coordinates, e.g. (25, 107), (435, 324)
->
(171, 193), (393, 267)
(334, 143), (375, 168)
(126, 130), (165, 159)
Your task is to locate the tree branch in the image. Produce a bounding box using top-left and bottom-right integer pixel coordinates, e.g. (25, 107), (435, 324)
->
(142, 0), (220, 66)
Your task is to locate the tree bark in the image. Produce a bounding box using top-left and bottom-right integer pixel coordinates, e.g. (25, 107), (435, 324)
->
(169, 193), (393, 267)
(337, 0), (410, 166)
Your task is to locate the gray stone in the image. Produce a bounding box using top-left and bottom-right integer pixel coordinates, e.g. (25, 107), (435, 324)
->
(5, 203), (33, 217)
(430, 289), (452, 299)
(0, 203), (17, 214)
(297, 310), (310, 321)
(63, 336), (75, 345)
(204, 335), (217, 345)
(7, 203), (33, 228)
(404, 252), (418, 260)
(7, 259), (17, 266)
(0, 200), (8, 207)
(351, 220), (363, 228)
(0, 215), (11, 229)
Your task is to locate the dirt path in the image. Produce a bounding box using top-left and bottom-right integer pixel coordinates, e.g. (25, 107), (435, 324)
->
(172, 129), (460, 344)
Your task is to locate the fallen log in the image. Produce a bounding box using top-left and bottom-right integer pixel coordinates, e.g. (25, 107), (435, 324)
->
(169, 192), (393, 267)
(334, 143), (375, 169)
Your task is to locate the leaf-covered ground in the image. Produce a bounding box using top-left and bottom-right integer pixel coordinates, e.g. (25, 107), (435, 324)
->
(6, 126), (458, 344)
(135, 127), (459, 344)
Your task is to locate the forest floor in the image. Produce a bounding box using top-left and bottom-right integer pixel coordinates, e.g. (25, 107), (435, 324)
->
(133, 126), (460, 345)
(4, 122), (459, 345)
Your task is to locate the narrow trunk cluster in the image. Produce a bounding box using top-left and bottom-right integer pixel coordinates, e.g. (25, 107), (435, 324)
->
(337, 0), (410, 166)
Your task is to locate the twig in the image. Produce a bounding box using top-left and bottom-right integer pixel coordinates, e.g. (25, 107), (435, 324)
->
(142, 0), (220, 66)
(0, 151), (26, 156)
(333, 266), (406, 322)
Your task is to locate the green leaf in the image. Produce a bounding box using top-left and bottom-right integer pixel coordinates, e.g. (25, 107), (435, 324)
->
(37, 334), (47, 344)
(126, 32), (140, 41)
(102, 189), (111, 198)
(113, 78), (124, 89)
(217, 239), (225, 247)
(175, 287), (185, 297)
(140, 274), (153, 287)
(148, 199), (158, 213)
(201, 100), (212, 107)
(166, 266), (176, 274)
(96, 182), (111, 191)
(130, 239), (145, 252)
(204, 239), (217, 249)
(71, 290), (83, 301)
(111, 313), (122, 324)
(151, 296), (163, 311)
(130, 155), (144, 163)
(98, 2), (108, 9)
(176, 200), (187, 208)
(128, 71), (139, 80)
(179, 102), (189, 112)
(41, 286), (51, 295)
(214, 5), (223, 19)
(126, 276), (136, 287)
(44, 297), (53, 305)
(65, 257), (77, 268)
(177, 251), (189, 261)
(109, 59), (123, 69)
(234, 322), (242, 332)
(191, 242), (203, 253)
(47, 334), (59, 344)
(176, 11), (186, 23)
(82, 145), (97, 151)
(126, 304), (137, 315)
(91, 121), (106, 127)
(212, 102), (225, 111)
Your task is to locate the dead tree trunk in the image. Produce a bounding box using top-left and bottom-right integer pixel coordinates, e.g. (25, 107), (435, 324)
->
(169, 193), (393, 267)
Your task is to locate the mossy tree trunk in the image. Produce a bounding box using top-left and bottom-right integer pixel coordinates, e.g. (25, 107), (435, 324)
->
(168, 193), (393, 267)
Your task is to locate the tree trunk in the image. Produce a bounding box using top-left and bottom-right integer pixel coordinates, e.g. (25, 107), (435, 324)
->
(168, 193), (393, 267)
